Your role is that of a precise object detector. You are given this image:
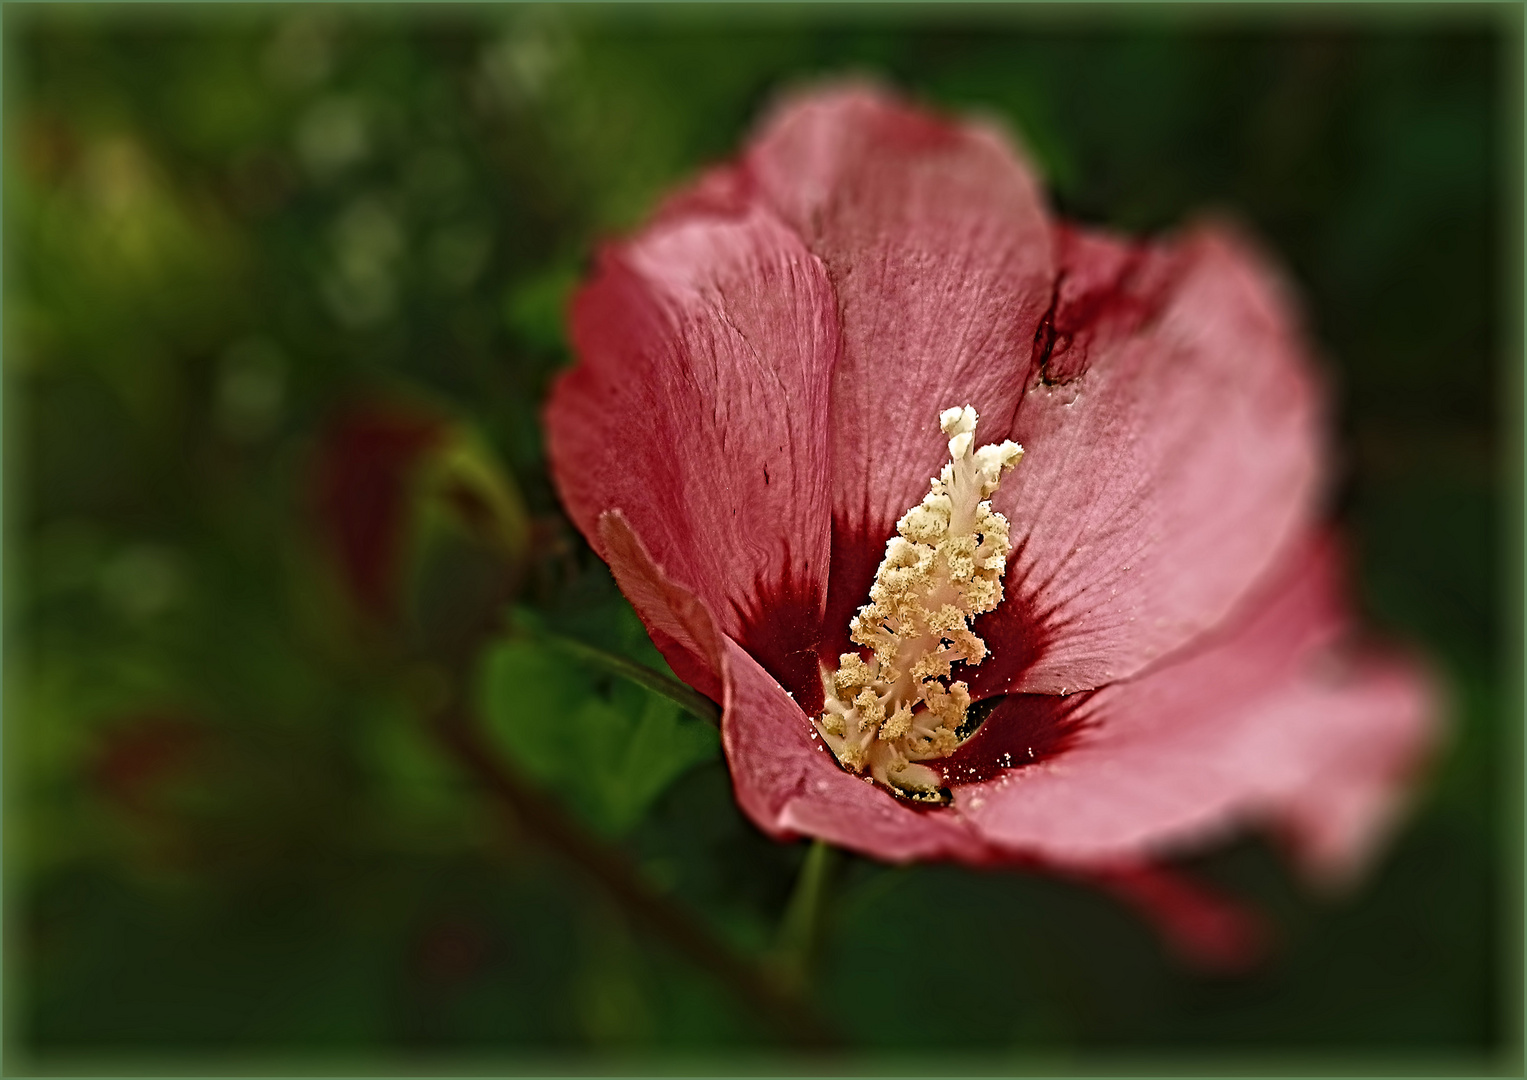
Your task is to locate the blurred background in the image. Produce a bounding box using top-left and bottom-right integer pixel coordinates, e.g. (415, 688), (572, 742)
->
(5, 3), (1518, 1070)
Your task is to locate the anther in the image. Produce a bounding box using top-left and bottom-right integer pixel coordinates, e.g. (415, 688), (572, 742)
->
(813, 406), (1022, 799)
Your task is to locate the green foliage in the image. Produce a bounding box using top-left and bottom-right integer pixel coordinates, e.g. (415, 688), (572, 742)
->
(479, 637), (718, 837)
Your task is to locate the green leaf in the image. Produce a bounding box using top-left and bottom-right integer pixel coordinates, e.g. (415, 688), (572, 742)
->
(540, 629), (720, 728)
(478, 638), (718, 835)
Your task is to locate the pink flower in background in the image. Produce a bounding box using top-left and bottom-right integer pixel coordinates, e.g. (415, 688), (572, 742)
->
(544, 85), (1436, 962)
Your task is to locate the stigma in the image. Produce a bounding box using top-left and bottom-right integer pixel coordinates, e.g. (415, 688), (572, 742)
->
(814, 406), (1023, 802)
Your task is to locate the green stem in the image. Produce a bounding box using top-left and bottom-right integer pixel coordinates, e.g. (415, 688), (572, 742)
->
(774, 839), (838, 992)
(430, 699), (837, 1049)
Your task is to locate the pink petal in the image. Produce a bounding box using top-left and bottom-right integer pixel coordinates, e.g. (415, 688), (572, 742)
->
(1272, 647), (1442, 889)
(546, 197), (840, 696)
(745, 84), (1055, 540)
(974, 222), (1325, 696)
(720, 636), (993, 864)
(955, 533), (1438, 875)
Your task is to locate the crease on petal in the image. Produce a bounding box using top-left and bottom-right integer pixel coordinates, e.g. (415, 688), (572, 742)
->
(745, 82), (1056, 542)
(546, 193), (838, 679)
(957, 532), (1439, 877)
(976, 220), (1325, 697)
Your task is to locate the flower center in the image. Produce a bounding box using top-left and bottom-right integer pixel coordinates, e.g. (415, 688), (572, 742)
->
(814, 406), (1023, 802)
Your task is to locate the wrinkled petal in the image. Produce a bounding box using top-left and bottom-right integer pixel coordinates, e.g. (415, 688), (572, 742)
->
(720, 637), (992, 864)
(546, 197), (839, 694)
(956, 533), (1438, 872)
(975, 222), (1323, 696)
(746, 84), (1055, 541)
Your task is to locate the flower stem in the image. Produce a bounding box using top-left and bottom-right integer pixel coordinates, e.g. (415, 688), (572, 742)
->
(428, 698), (837, 1049)
(407, 568), (811, 1042)
(773, 839), (838, 993)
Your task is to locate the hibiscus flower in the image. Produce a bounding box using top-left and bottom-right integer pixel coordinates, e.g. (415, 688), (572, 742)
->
(544, 85), (1436, 930)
